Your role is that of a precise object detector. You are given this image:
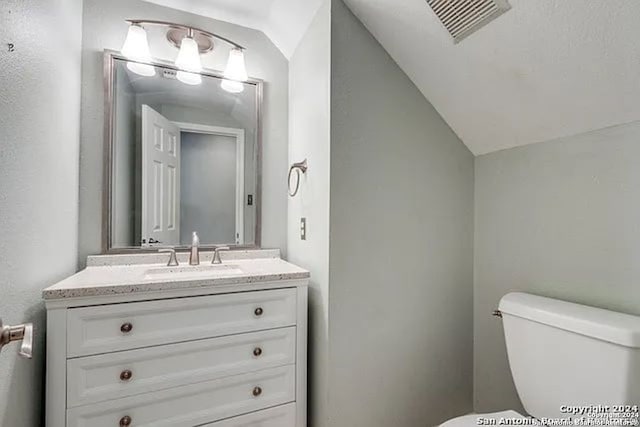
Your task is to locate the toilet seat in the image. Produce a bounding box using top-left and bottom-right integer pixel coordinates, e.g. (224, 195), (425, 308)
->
(440, 410), (526, 427)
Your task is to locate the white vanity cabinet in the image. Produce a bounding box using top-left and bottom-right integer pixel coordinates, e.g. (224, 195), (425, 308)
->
(44, 255), (309, 427)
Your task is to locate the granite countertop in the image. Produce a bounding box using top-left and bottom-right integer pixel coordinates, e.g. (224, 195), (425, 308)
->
(43, 250), (310, 300)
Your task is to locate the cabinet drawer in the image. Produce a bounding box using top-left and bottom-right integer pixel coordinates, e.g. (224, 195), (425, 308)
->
(67, 365), (295, 427)
(67, 288), (297, 357)
(67, 327), (296, 407)
(201, 403), (296, 426)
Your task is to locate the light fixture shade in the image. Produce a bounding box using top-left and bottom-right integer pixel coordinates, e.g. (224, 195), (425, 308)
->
(175, 37), (202, 72)
(224, 48), (248, 82)
(221, 79), (244, 93)
(126, 62), (156, 77)
(121, 25), (152, 61)
(176, 70), (202, 85)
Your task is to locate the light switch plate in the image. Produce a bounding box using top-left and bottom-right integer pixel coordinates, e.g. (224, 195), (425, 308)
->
(300, 218), (307, 240)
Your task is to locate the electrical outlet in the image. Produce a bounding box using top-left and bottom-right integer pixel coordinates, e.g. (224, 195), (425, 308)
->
(300, 217), (307, 240)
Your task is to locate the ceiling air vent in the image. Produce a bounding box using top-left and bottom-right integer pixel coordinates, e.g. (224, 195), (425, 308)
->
(426, 0), (510, 43)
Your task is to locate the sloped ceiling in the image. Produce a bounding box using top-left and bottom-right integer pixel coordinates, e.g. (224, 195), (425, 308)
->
(343, 0), (640, 155)
(141, 0), (324, 59)
(142, 0), (640, 155)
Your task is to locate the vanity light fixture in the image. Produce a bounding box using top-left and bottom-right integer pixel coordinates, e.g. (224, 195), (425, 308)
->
(221, 48), (248, 93)
(175, 30), (203, 85)
(120, 20), (249, 91)
(121, 24), (156, 76)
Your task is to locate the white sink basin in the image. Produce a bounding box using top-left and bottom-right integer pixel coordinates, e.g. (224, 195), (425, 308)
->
(144, 264), (244, 281)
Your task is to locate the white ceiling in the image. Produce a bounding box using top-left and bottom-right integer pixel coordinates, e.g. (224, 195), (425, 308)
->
(142, 0), (324, 59)
(142, 0), (640, 155)
(343, 0), (640, 155)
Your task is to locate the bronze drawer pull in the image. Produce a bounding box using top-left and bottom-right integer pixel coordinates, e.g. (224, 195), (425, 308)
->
(254, 307), (264, 317)
(120, 323), (133, 334)
(252, 386), (262, 397)
(120, 370), (133, 381)
(253, 347), (263, 357)
(119, 415), (132, 426)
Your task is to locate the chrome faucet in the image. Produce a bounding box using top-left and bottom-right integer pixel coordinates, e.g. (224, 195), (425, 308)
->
(159, 248), (179, 266)
(189, 232), (200, 266)
(212, 246), (230, 264)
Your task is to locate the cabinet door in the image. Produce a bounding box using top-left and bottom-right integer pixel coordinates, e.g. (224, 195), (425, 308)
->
(67, 288), (297, 357)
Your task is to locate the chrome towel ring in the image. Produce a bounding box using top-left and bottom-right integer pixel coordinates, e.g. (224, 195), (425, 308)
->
(288, 159), (308, 197)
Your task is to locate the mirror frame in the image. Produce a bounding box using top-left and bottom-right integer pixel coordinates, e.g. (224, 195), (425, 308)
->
(102, 50), (263, 254)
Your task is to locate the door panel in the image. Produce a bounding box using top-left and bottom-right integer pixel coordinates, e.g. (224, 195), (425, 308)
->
(141, 105), (180, 246)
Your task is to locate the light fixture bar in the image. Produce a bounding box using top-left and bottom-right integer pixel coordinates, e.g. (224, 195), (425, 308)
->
(125, 19), (245, 50)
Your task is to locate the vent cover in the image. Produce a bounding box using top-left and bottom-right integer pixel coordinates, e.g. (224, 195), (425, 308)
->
(426, 0), (510, 43)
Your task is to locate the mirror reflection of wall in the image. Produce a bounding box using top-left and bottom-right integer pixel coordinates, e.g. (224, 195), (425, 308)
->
(110, 58), (259, 249)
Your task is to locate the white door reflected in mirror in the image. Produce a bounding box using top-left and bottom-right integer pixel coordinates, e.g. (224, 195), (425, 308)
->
(141, 105), (181, 247)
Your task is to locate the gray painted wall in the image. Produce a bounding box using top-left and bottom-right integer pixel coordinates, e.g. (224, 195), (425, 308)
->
(180, 132), (237, 244)
(287, 2), (332, 426)
(474, 121), (640, 413)
(80, 0), (288, 262)
(0, 0), (83, 425)
(326, 1), (475, 426)
(288, 3), (475, 425)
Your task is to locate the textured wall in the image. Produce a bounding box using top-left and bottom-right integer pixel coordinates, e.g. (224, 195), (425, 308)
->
(0, 0), (82, 425)
(474, 121), (640, 413)
(80, 0), (289, 263)
(287, 2), (332, 426)
(327, 1), (475, 426)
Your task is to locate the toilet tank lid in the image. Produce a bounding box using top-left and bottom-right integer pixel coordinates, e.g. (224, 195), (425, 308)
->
(499, 293), (640, 348)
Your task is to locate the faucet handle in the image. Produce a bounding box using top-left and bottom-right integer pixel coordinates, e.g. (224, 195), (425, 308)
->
(212, 246), (230, 264)
(159, 248), (179, 267)
(0, 319), (34, 359)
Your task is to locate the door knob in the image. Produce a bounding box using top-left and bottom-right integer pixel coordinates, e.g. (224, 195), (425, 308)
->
(0, 318), (34, 359)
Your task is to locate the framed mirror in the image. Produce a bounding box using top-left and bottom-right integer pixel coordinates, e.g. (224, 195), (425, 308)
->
(103, 51), (262, 252)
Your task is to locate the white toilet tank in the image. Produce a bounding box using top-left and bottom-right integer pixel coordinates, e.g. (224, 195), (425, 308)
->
(499, 293), (640, 419)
